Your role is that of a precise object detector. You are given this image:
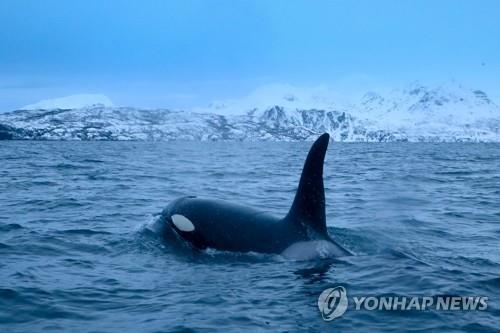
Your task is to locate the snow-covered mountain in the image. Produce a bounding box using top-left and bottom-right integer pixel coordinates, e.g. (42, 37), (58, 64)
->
(1, 83), (499, 141)
(22, 94), (114, 110)
(193, 83), (353, 115)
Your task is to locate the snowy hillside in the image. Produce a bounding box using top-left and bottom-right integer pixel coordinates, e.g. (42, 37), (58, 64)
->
(22, 94), (114, 110)
(1, 83), (499, 141)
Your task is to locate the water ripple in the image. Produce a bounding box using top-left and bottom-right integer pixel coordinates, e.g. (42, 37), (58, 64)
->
(0, 141), (498, 332)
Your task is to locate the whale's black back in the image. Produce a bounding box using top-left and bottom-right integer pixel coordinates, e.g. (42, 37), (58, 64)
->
(163, 197), (301, 253)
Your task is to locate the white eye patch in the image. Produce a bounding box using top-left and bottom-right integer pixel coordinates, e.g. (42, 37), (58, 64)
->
(171, 214), (195, 232)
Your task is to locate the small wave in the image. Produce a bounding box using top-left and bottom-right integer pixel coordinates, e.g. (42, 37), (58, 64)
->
(461, 323), (499, 333)
(81, 158), (105, 163)
(0, 242), (11, 249)
(401, 174), (447, 183)
(11, 269), (35, 278)
(31, 180), (59, 186)
(93, 277), (121, 286)
(0, 288), (19, 299)
(53, 163), (92, 170)
(61, 258), (95, 269)
(400, 217), (429, 225)
(135, 213), (162, 231)
(426, 228), (453, 238)
(0, 223), (23, 232)
(453, 256), (500, 268)
(56, 228), (112, 236)
(384, 196), (430, 206)
(198, 247), (278, 263)
(382, 248), (430, 266)
(475, 277), (500, 290)
(16, 199), (49, 206)
(435, 170), (473, 176)
(443, 211), (467, 218)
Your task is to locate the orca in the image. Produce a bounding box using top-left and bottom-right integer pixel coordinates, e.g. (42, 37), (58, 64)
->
(159, 133), (351, 259)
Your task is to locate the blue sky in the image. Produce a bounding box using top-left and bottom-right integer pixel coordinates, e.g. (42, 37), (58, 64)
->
(1, 0), (499, 110)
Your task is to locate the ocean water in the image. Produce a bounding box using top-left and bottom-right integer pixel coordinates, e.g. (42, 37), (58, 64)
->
(0, 141), (499, 332)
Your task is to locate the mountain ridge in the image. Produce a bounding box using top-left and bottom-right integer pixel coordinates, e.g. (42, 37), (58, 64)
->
(21, 94), (114, 110)
(1, 82), (499, 142)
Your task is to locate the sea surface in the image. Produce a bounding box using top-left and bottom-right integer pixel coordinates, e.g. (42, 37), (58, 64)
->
(0, 141), (499, 332)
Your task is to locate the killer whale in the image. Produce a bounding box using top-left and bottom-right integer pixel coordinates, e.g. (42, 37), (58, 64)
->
(159, 133), (351, 258)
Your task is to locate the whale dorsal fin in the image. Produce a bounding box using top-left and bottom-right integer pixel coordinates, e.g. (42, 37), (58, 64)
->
(286, 133), (329, 235)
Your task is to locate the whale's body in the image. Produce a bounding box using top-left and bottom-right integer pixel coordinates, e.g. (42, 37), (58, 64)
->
(160, 133), (351, 258)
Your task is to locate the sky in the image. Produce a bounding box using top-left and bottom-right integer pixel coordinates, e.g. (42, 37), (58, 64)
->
(1, 0), (499, 111)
